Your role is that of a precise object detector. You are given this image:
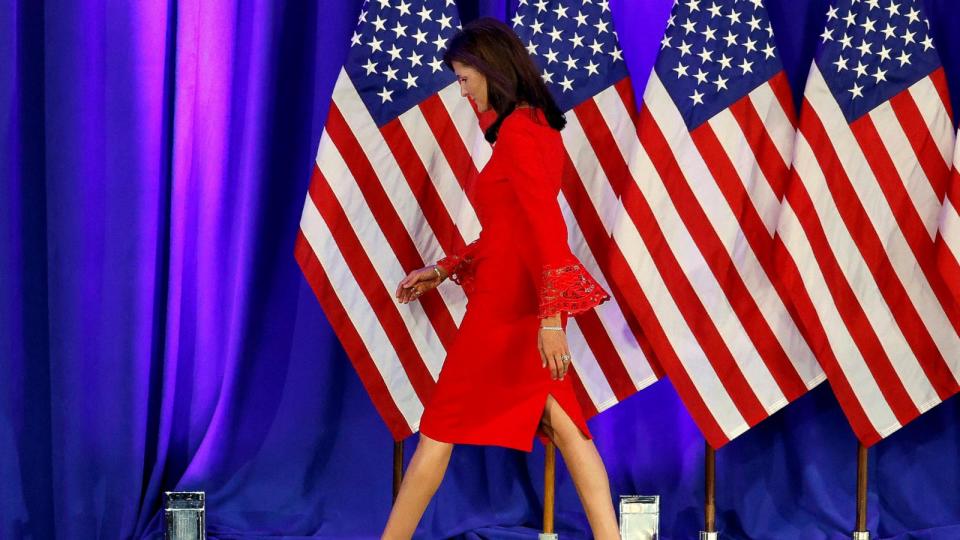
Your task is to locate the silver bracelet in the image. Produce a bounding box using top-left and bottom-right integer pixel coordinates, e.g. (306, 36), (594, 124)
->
(539, 325), (564, 331)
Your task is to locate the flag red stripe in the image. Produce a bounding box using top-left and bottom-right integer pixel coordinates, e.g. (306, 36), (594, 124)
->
(767, 71), (798, 128)
(327, 105), (459, 348)
(689, 123), (809, 401)
(512, 153), (637, 402)
(938, 248), (960, 311)
(770, 235), (883, 445)
(930, 68), (954, 119)
(574, 310), (638, 401)
(827, 118), (952, 394)
(605, 245), (732, 447)
(559, 151), (662, 377)
(306, 165), (437, 402)
(798, 102), (927, 420)
(614, 77), (641, 124)
(729, 94), (839, 403)
(568, 369), (600, 418)
(817, 113), (954, 402)
(420, 94), (482, 200)
(296, 231), (413, 440)
(729, 86), (790, 198)
(572, 94), (731, 442)
(613, 106), (768, 426)
(783, 156), (919, 430)
(889, 90), (950, 196)
(379, 117), (466, 258)
(852, 114), (960, 337)
(848, 120), (960, 398)
(295, 235), (414, 440)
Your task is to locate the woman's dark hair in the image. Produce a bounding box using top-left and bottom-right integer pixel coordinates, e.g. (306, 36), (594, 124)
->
(443, 17), (566, 143)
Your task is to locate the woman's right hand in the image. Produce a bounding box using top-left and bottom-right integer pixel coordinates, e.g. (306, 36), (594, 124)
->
(396, 265), (447, 304)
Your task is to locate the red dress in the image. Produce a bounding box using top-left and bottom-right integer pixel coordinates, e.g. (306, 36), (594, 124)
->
(418, 107), (611, 452)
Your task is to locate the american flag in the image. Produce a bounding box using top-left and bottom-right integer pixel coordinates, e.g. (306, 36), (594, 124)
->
(296, 0), (656, 440)
(605, 0), (825, 448)
(776, 0), (960, 445)
(939, 132), (960, 304)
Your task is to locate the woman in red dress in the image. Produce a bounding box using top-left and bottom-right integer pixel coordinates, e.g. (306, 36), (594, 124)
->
(386, 17), (620, 540)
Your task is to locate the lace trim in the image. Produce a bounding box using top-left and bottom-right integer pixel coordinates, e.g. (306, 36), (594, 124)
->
(436, 253), (477, 294)
(538, 262), (610, 319)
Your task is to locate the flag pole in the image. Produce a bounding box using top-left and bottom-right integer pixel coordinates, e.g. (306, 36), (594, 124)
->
(700, 442), (718, 540)
(853, 443), (870, 540)
(392, 440), (404, 502)
(540, 442), (559, 540)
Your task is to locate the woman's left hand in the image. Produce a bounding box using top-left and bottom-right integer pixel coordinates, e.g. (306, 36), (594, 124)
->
(538, 315), (571, 380)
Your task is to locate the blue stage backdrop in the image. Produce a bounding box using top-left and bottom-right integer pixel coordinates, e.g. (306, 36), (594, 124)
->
(2, 0), (960, 538)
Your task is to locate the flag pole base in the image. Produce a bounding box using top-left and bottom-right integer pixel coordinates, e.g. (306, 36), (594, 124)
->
(538, 534), (559, 540)
(852, 532), (870, 540)
(699, 532), (718, 540)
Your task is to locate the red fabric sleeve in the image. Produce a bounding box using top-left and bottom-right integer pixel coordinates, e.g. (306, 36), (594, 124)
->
(435, 238), (482, 294)
(496, 116), (610, 319)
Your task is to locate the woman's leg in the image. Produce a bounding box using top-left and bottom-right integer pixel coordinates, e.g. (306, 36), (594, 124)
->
(381, 434), (454, 540)
(540, 395), (620, 540)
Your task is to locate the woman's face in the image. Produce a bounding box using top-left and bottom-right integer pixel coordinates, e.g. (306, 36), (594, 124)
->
(451, 60), (489, 112)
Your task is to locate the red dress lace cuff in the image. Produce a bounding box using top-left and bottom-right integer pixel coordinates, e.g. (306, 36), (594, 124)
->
(436, 253), (477, 294)
(538, 262), (610, 319)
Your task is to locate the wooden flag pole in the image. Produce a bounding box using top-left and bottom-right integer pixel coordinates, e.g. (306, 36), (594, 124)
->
(703, 443), (717, 533)
(705, 443), (716, 532)
(392, 440), (404, 502)
(853, 443), (870, 539)
(541, 442), (558, 539)
(700, 442), (718, 539)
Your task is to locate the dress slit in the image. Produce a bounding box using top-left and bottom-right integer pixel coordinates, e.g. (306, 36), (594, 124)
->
(531, 390), (592, 449)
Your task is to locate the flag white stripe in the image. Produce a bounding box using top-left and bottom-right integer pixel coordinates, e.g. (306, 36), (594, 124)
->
(546, 101), (657, 401)
(559, 200), (628, 408)
(562, 96), (624, 236)
(708, 106), (782, 235)
(867, 101), (941, 239)
(611, 203), (748, 437)
(300, 195), (424, 428)
(395, 104), (475, 323)
(707, 101), (828, 389)
(398, 104), (481, 244)
(943, 198), (960, 261)
(316, 133), (447, 378)
(438, 82), (494, 168)
(332, 71), (444, 264)
(907, 76), (954, 169)
(560, 195), (658, 390)
(748, 81), (795, 168)
(556, 105), (660, 392)
(776, 197), (902, 435)
(564, 321), (618, 410)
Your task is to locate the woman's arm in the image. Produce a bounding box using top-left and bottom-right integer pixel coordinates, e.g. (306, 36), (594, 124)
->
(435, 237), (483, 293)
(497, 118), (610, 320)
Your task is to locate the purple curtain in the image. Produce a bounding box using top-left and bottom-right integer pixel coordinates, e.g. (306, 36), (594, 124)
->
(1, 0), (959, 538)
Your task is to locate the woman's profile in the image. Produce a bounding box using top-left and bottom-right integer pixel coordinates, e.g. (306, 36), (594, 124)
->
(389, 16), (620, 540)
